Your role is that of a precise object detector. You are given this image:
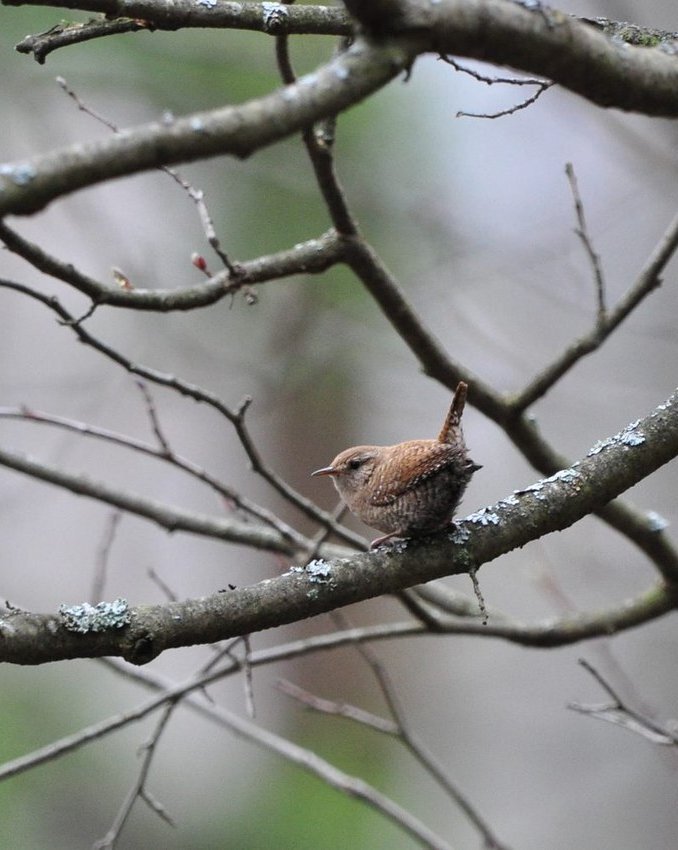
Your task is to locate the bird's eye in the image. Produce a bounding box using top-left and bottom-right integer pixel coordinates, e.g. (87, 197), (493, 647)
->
(347, 457), (364, 470)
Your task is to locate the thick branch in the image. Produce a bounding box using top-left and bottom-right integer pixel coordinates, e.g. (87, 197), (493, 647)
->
(0, 37), (415, 216)
(8, 1), (352, 37)
(2, 391), (677, 665)
(400, 0), (678, 115)
(2, 4), (678, 217)
(342, 230), (678, 584)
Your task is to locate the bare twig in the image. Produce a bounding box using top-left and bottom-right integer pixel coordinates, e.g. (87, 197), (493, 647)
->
(329, 610), (510, 849)
(441, 56), (553, 119)
(456, 82), (551, 119)
(0, 404), (309, 552)
(569, 659), (678, 745)
(412, 582), (499, 619)
(242, 635), (256, 719)
(0, 439), (299, 552)
(93, 703), (178, 849)
(277, 678), (399, 734)
(0, 219), (345, 310)
(16, 18), (154, 64)
(147, 567), (179, 603)
(565, 162), (606, 323)
(440, 55), (549, 87)
(1, 655), (454, 850)
(56, 75), (244, 276)
(0, 280), (366, 549)
(135, 382), (172, 456)
(0, 665), (223, 782)
(157, 700), (453, 850)
(467, 566), (488, 625)
(512, 209), (678, 412)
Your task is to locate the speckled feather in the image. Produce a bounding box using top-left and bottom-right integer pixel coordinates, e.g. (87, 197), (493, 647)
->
(363, 441), (466, 505)
(312, 382), (480, 542)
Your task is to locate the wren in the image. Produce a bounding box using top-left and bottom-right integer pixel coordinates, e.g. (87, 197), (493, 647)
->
(312, 382), (480, 548)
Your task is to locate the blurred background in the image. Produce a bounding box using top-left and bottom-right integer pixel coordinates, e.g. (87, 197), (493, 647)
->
(1, 0), (677, 847)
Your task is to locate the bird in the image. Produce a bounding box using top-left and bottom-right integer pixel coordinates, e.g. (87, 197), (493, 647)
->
(311, 382), (480, 548)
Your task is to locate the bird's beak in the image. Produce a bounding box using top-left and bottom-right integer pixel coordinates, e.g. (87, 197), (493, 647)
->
(311, 465), (336, 477)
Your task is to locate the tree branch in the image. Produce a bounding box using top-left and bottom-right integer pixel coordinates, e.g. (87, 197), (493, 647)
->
(0, 403), (307, 548)
(15, 17), (155, 64)
(0, 277), (368, 549)
(0, 36), (415, 216)
(569, 658), (678, 745)
(3, 4), (678, 217)
(2, 391), (677, 665)
(0, 442), (303, 554)
(405, 0), (678, 115)
(0, 654), (454, 850)
(0, 221), (345, 310)
(512, 210), (678, 412)
(7, 0), (352, 40)
(342, 229), (678, 584)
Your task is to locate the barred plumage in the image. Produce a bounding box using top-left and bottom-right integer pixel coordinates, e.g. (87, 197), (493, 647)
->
(312, 382), (480, 548)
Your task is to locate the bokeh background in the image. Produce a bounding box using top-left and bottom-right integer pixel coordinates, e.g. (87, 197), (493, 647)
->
(1, 0), (677, 847)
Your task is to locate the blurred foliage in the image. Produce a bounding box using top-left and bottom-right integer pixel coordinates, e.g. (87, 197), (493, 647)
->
(218, 719), (403, 850)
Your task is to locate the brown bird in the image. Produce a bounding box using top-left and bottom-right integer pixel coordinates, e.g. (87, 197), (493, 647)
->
(312, 382), (480, 548)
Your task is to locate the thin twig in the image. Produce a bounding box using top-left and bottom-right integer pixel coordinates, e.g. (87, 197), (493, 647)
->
(512, 208), (678, 412)
(56, 76), (241, 277)
(147, 567), (179, 602)
(413, 582), (499, 619)
(307, 502), (359, 562)
(0, 404), (307, 549)
(196, 633), (259, 717)
(329, 610), (509, 849)
(136, 382), (172, 455)
(277, 679), (399, 734)
(440, 55), (552, 118)
(569, 659), (678, 745)
(0, 281), (365, 549)
(1, 655), (454, 850)
(242, 635), (256, 719)
(565, 162), (606, 324)
(440, 55), (549, 87)
(468, 566), (488, 625)
(457, 84), (551, 119)
(93, 703), (178, 849)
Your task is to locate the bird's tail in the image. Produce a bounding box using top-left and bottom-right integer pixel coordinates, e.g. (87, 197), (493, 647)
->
(437, 381), (468, 445)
